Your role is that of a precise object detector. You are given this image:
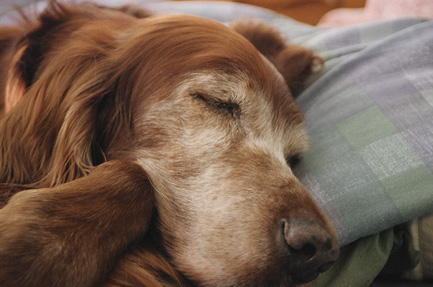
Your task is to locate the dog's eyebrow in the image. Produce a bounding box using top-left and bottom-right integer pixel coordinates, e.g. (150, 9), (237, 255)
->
(191, 92), (241, 118)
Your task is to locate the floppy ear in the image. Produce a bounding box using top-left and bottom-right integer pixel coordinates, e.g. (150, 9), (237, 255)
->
(105, 246), (187, 287)
(0, 160), (155, 287)
(0, 1), (151, 116)
(0, 2), (140, 186)
(0, 26), (27, 115)
(231, 20), (323, 96)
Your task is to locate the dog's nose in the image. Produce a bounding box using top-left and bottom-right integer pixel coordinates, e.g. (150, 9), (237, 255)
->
(280, 216), (339, 284)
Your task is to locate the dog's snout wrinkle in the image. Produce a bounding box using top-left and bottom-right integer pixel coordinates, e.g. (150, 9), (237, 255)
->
(279, 216), (339, 284)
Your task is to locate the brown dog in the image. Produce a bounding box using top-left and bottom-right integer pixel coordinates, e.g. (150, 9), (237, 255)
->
(0, 1), (339, 286)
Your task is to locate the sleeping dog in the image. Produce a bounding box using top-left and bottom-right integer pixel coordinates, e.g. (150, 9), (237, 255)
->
(0, 1), (339, 286)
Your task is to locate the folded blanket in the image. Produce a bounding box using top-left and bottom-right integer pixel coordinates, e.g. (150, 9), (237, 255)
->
(292, 18), (433, 247)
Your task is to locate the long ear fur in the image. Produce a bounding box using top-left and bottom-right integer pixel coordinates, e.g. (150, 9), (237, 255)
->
(231, 20), (323, 96)
(0, 1), (146, 187)
(104, 246), (186, 287)
(0, 26), (27, 116)
(0, 160), (155, 287)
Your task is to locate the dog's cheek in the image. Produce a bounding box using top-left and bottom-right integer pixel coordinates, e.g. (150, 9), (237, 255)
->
(160, 164), (290, 286)
(167, 202), (282, 286)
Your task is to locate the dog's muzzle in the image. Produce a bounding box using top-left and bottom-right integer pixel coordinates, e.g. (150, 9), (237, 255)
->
(279, 215), (339, 284)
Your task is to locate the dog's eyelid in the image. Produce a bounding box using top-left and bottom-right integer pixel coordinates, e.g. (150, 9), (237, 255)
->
(190, 92), (241, 117)
(191, 92), (211, 103)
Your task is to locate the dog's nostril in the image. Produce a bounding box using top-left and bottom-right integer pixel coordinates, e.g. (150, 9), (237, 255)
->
(281, 218), (318, 261)
(280, 216), (339, 283)
(288, 243), (317, 261)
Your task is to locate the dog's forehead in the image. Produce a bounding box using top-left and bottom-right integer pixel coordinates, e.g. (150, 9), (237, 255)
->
(132, 14), (268, 79)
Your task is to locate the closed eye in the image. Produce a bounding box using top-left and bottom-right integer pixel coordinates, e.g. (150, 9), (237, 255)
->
(191, 93), (240, 117)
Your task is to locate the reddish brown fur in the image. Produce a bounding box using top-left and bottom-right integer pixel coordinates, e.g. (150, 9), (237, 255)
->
(231, 20), (324, 95)
(0, 1), (337, 287)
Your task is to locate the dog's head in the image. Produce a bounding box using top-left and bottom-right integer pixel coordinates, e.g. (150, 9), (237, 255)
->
(120, 15), (338, 286)
(1, 2), (338, 286)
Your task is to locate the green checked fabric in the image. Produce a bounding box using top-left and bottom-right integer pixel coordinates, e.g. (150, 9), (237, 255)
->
(292, 19), (433, 246)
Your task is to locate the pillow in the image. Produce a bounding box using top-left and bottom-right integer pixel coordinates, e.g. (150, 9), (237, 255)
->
(293, 18), (433, 246)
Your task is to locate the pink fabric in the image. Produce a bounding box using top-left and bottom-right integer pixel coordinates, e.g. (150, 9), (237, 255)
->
(319, 0), (433, 27)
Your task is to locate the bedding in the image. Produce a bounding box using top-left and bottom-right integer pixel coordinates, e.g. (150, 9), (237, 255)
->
(1, 1), (432, 286)
(319, 0), (433, 27)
